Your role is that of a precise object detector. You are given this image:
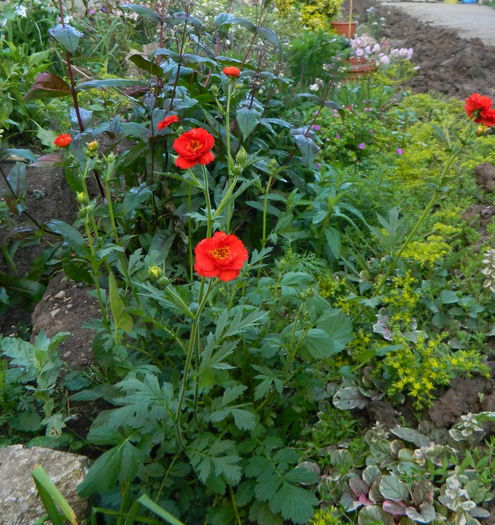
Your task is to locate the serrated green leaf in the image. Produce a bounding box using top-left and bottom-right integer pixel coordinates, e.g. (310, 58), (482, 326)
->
(284, 466), (318, 485)
(231, 408), (256, 430)
(269, 483), (317, 524)
(222, 384), (247, 405)
(254, 471), (283, 502)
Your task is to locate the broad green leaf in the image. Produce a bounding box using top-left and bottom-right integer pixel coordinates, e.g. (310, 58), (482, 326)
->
(405, 503), (436, 523)
(128, 54), (164, 77)
(324, 227), (341, 259)
(3, 148), (38, 162)
(46, 220), (85, 251)
(333, 386), (369, 410)
(439, 290), (458, 304)
(358, 506), (393, 525)
(257, 27), (281, 49)
(49, 24), (83, 53)
(391, 427), (430, 448)
(120, 4), (161, 22)
(293, 134), (319, 166)
(236, 107), (261, 141)
(379, 474), (409, 501)
(78, 446), (121, 497)
(76, 79), (148, 91)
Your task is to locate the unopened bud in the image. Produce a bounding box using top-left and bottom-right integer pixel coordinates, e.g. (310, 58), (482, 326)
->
(148, 265), (163, 280)
(87, 140), (99, 152)
(76, 192), (87, 204)
(235, 146), (247, 166)
(476, 125), (489, 136)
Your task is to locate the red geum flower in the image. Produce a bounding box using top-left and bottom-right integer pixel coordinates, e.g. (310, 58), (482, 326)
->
(479, 108), (495, 127)
(465, 93), (494, 124)
(222, 66), (240, 78)
(194, 231), (248, 281)
(173, 128), (215, 169)
(53, 133), (72, 147)
(157, 114), (179, 130)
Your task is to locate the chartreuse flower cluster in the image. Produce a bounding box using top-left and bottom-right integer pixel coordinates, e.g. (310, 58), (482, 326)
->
(400, 219), (462, 268)
(310, 507), (345, 525)
(382, 333), (488, 408)
(383, 271), (420, 327)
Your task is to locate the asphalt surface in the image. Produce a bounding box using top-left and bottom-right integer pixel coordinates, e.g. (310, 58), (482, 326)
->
(383, 2), (495, 46)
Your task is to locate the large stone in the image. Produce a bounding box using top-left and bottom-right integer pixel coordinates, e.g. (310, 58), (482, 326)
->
(0, 445), (90, 525)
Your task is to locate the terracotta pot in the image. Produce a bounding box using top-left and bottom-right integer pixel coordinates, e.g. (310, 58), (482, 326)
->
(344, 57), (376, 80)
(331, 21), (357, 38)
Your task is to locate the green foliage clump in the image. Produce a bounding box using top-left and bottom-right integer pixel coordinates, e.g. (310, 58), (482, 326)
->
(299, 0), (343, 29)
(287, 31), (349, 87)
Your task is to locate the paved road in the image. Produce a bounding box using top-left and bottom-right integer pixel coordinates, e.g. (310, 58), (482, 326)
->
(383, 2), (495, 46)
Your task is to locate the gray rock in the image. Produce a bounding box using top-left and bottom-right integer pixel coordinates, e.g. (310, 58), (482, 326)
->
(0, 445), (90, 525)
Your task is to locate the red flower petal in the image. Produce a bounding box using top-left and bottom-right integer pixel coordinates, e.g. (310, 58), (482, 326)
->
(175, 155), (197, 169)
(198, 151), (214, 165)
(222, 66), (241, 78)
(217, 269), (240, 281)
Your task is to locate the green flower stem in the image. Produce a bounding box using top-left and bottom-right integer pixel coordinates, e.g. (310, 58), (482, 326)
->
(373, 123), (474, 298)
(103, 176), (139, 306)
(212, 175), (239, 221)
(82, 215), (109, 331)
(225, 80), (236, 231)
(187, 187), (193, 280)
(225, 81), (233, 172)
(261, 175), (274, 249)
(201, 165), (213, 238)
(175, 277), (214, 448)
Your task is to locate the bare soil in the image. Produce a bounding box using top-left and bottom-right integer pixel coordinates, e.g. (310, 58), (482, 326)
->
(355, 0), (495, 97)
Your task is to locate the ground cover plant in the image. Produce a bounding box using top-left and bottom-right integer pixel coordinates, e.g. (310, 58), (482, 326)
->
(1, 0), (495, 524)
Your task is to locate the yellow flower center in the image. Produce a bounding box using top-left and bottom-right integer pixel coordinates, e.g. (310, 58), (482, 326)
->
(209, 245), (230, 261)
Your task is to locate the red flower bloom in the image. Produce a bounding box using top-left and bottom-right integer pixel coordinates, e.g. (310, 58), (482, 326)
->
(465, 93), (494, 124)
(222, 66), (240, 78)
(157, 114), (179, 130)
(194, 231), (248, 281)
(173, 128), (215, 169)
(53, 134), (72, 147)
(479, 108), (495, 127)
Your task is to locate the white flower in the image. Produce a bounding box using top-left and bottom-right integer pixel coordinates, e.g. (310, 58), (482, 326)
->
(379, 54), (390, 65)
(309, 82), (320, 91)
(0, 18), (7, 26)
(482, 249), (495, 292)
(15, 5), (27, 17)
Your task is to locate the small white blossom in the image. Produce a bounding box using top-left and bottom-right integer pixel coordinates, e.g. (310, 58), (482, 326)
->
(15, 5), (27, 17)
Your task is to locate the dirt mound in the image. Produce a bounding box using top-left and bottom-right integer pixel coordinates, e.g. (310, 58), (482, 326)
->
(356, 1), (495, 97)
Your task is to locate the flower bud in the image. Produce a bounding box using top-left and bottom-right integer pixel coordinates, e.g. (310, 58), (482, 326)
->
(235, 146), (247, 166)
(476, 125), (489, 136)
(87, 140), (99, 152)
(148, 265), (163, 280)
(76, 192), (87, 204)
